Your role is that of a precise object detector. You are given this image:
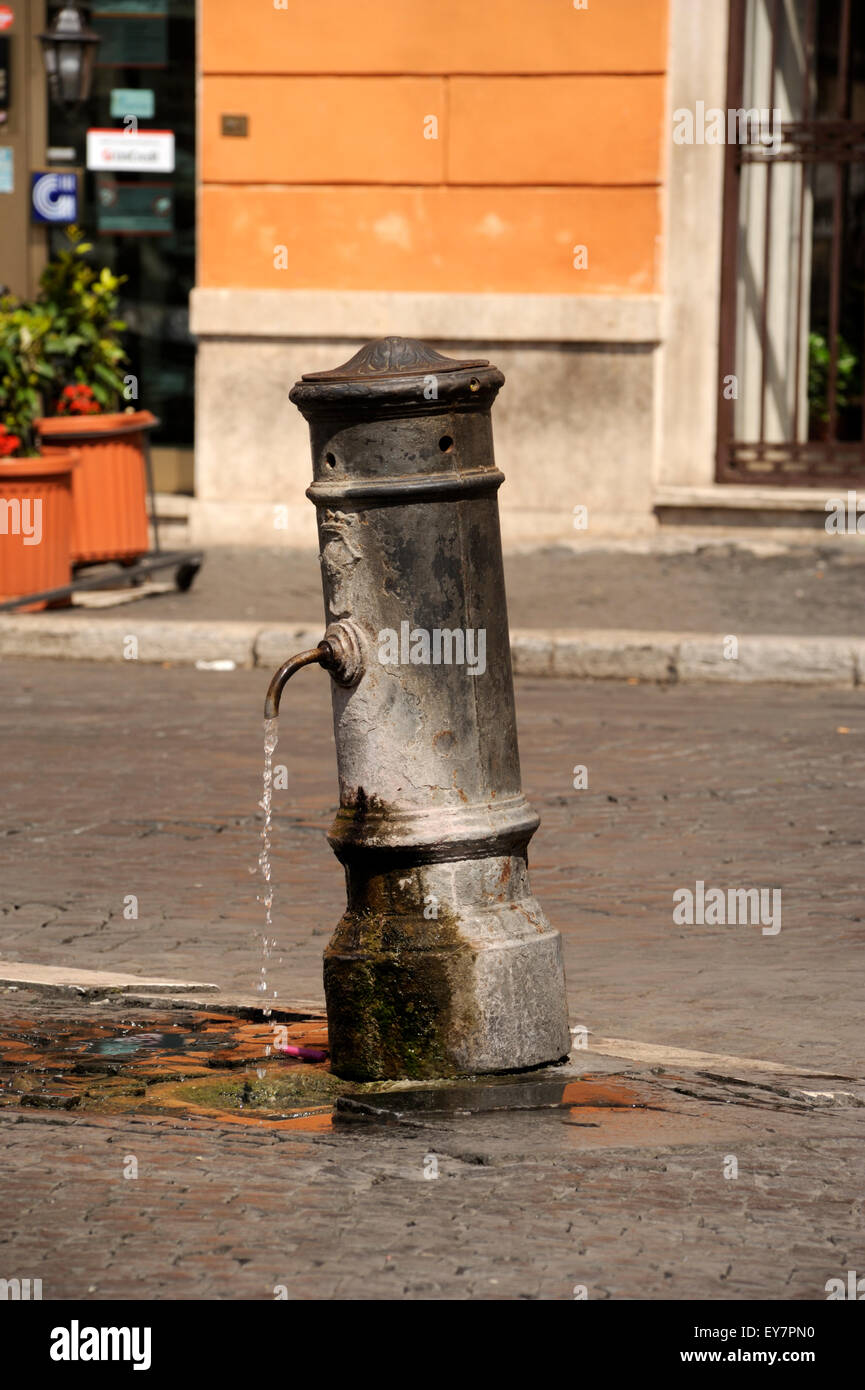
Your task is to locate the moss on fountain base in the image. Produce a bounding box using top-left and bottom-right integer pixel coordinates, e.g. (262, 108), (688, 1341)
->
(324, 909), (479, 1082)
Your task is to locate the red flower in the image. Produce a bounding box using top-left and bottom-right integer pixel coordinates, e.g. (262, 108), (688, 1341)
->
(57, 383), (101, 416)
(0, 424), (21, 457)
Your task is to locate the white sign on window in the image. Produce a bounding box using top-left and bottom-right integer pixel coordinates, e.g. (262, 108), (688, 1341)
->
(86, 128), (175, 173)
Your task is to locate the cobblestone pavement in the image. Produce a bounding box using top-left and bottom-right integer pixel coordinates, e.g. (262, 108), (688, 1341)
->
(1, 662), (863, 1299)
(1, 662), (862, 1070)
(62, 539), (865, 635)
(2, 1088), (862, 1301)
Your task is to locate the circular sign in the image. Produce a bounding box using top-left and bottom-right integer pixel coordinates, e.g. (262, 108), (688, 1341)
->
(0, 7), (14, 33)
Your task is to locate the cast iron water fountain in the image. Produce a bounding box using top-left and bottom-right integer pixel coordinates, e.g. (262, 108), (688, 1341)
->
(264, 337), (570, 1081)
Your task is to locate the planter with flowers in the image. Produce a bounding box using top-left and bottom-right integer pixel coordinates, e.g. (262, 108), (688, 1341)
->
(39, 387), (156, 566)
(0, 298), (78, 611)
(32, 230), (156, 564)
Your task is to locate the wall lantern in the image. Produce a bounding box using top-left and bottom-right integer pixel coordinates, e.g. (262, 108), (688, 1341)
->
(39, 5), (101, 110)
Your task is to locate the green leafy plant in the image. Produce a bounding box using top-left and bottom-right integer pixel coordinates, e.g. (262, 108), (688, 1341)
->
(38, 226), (128, 412)
(0, 295), (55, 456)
(808, 331), (859, 425)
(0, 228), (129, 458)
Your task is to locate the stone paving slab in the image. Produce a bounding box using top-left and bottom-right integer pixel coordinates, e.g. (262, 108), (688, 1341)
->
(0, 962), (218, 996)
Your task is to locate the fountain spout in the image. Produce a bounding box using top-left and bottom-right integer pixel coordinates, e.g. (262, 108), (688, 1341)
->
(264, 620), (366, 719)
(264, 645), (328, 720)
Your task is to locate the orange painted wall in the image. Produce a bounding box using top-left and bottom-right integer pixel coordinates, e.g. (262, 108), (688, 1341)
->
(200, 0), (668, 295)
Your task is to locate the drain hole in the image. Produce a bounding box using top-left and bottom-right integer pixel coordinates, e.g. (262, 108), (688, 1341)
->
(439, 436), (454, 453)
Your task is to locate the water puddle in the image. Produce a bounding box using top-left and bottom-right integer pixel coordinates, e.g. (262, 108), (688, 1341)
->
(0, 1006), (664, 1136)
(0, 1009), (335, 1131)
(335, 1073), (657, 1124)
(81, 1030), (230, 1058)
(1, 1007), (838, 1140)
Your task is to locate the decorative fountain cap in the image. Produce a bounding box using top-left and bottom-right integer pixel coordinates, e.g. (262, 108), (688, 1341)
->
(300, 336), (489, 383)
(290, 336), (505, 422)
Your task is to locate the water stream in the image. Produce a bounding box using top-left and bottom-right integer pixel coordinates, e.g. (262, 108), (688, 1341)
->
(256, 717), (280, 1018)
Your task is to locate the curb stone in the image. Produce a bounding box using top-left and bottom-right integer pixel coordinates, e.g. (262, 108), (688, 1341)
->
(677, 634), (855, 685)
(0, 616), (260, 667)
(0, 615), (862, 686)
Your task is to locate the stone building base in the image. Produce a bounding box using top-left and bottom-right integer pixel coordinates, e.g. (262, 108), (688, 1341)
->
(189, 289), (662, 548)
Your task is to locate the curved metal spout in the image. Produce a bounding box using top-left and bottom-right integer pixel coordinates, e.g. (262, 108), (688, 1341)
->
(264, 644), (328, 719)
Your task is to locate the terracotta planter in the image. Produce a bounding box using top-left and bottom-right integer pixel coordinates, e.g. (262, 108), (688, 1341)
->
(0, 451), (77, 612)
(36, 411), (156, 565)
